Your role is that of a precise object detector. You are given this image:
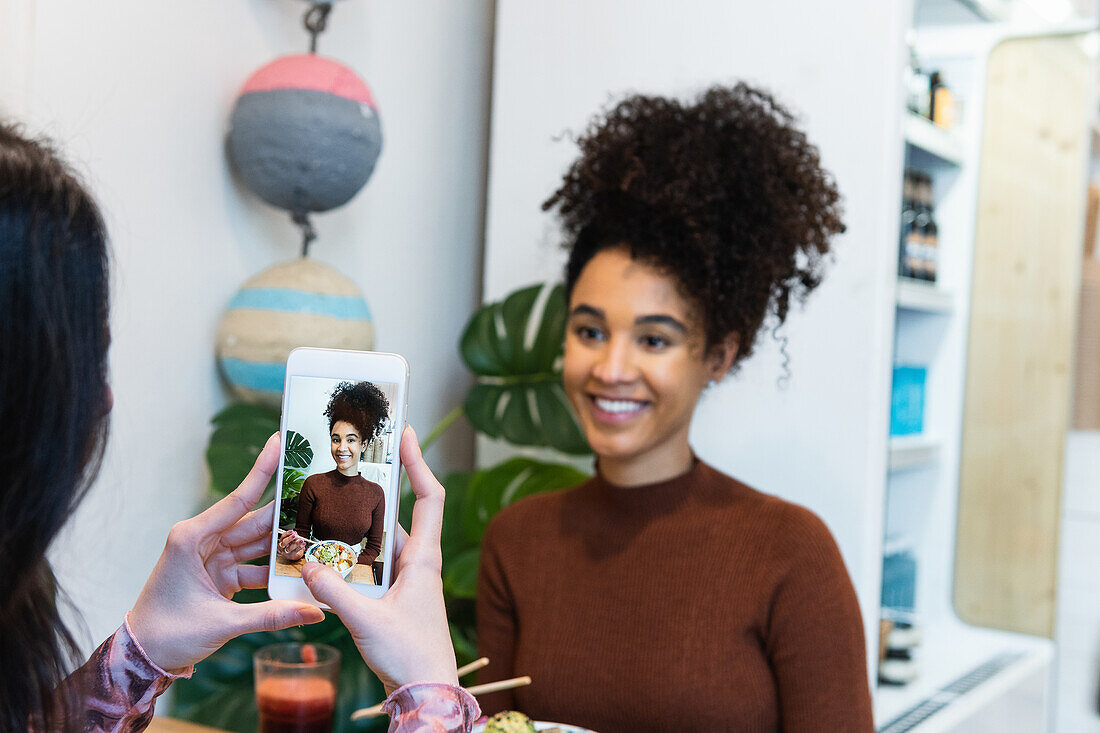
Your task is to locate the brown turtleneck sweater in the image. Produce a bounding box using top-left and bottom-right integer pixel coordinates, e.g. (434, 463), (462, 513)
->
(476, 460), (873, 732)
(294, 469), (385, 565)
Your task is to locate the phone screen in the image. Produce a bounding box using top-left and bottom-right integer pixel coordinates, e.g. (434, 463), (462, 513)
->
(272, 375), (401, 588)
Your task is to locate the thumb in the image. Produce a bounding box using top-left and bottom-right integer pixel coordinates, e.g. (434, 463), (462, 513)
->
(301, 562), (368, 616)
(238, 600), (324, 635)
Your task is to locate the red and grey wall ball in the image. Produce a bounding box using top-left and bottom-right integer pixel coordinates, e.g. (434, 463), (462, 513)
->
(226, 54), (382, 214)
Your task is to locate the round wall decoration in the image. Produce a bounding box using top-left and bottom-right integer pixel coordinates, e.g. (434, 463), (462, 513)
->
(226, 53), (383, 216)
(216, 257), (375, 406)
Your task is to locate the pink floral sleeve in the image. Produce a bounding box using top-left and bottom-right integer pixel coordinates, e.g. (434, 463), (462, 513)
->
(41, 615), (192, 732)
(381, 683), (481, 733)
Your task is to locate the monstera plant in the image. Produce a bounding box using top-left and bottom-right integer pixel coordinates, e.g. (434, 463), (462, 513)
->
(460, 283), (588, 454)
(171, 283), (590, 731)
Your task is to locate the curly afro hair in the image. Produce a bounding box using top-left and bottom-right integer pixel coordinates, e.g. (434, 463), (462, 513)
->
(544, 83), (845, 369)
(324, 381), (390, 443)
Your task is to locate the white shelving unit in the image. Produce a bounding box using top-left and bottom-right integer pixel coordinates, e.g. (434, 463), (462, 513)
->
(889, 434), (942, 471)
(897, 278), (955, 313)
(914, 0), (1011, 25)
(877, 7), (1057, 731)
(905, 113), (966, 167)
(875, 619), (1053, 731)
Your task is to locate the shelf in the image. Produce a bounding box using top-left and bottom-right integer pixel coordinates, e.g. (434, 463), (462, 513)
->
(889, 435), (941, 471)
(874, 620), (1052, 731)
(914, 0), (1010, 25)
(905, 113), (965, 167)
(896, 278), (954, 313)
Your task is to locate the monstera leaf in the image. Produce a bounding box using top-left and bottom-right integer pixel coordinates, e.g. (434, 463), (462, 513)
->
(279, 467), (307, 527)
(429, 457), (587, 677)
(278, 432), (312, 527)
(206, 403), (281, 503)
(283, 430), (313, 469)
(460, 283), (590, 455)
(435, 458), (588, 606)
(459, 457), (588, 548)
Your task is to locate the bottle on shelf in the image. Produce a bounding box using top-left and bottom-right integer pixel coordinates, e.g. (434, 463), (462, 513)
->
(898, 170), (941, 283)
(929, 71), (956, 130)
(922, 174), (939, 283)
(912, 173), (933, 282)
(916, 173), (939, 283)
(899, 171), (921, 280)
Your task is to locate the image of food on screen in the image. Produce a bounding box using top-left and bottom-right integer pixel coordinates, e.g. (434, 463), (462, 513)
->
(274, 378), (399, 585)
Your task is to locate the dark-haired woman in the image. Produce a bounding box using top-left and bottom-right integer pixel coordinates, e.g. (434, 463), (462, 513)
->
(477, 85), (874, 731)
(1, 123), (477, 731)
(279, 381), (389, 569)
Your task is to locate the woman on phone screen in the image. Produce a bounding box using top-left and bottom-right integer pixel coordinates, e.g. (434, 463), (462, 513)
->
(278, 381), (388, 569)
(476, 85), (874, 731)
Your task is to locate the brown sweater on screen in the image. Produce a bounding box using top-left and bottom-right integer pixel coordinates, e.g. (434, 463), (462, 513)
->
(294, 469), (385, 565)
(476, 460), (873, 732)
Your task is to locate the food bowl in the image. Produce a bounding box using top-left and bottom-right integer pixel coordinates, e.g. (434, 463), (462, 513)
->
(304, 539), (358, 578)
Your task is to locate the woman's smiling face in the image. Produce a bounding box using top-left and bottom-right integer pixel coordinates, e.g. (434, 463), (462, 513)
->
(330, 420), (363, 474)
(563, 248), (735, 478)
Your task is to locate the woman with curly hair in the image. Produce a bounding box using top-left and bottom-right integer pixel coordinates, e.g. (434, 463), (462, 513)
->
(279, 381), (391, 569)
(477, 84), (874, 731)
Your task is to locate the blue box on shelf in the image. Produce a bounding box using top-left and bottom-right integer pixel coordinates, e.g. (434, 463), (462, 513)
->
(890, 365), (927, 436)
(881, 547), (917, 612)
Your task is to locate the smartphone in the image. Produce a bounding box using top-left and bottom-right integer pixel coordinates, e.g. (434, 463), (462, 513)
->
(267, 347), (409, 605)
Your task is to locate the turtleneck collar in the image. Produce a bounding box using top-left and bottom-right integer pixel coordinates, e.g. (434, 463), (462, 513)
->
(590, 455), (704, 514)
(328, 468), (359, 483)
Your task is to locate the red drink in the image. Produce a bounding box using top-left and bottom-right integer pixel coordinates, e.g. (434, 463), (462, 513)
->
(256, 676), (336, 733)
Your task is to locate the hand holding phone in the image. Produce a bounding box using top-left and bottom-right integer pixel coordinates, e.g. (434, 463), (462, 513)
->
(128, 435), (325, 673)
(301, 426), (459, 694)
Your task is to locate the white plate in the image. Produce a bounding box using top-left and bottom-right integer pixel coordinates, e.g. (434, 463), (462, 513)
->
(304, 539), (358, 578)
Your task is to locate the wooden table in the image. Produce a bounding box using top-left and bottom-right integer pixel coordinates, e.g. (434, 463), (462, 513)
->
(274, 555), (377, 585)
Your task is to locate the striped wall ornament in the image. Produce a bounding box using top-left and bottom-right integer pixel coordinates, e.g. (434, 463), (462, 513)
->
(216, 258), (374, 407)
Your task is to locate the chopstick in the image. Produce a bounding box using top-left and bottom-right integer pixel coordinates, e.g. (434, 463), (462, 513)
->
(457, 657), (489, 678)
(349, 674), (531, 721)
(464, 675), (531, 697)
(276, 529), (322, 552)
(350, 702), (387, 720)
(350, 702), (388, 720)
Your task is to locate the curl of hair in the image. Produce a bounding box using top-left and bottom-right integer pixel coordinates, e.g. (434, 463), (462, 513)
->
(545, 83), (845, 369)
(324, 381), (389, 443)
(0, 122), (111, 731)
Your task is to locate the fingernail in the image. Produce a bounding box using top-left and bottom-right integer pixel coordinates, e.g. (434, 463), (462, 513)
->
(299, 607), (323, 624)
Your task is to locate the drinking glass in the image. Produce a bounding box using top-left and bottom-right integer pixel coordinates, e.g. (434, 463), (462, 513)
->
(254, 642), (341, 733)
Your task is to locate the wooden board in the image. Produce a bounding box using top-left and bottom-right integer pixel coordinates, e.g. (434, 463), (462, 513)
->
(954, 36), (1090, 637)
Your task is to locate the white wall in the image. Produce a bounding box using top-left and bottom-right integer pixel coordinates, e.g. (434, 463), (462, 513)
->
(2, 0), (492, 653)
(483, 0), (910, 672)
